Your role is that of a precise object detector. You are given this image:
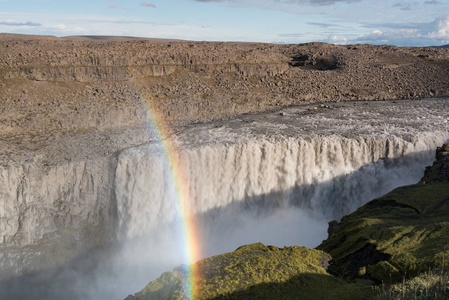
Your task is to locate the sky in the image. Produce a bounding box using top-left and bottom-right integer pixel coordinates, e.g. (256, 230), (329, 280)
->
(0, 0), (448, 46)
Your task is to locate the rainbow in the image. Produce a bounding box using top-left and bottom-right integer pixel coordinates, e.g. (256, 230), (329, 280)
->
(138, 95), (201, 299)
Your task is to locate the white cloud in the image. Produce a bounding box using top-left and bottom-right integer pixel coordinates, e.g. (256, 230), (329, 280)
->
(0, 20), (41, 26)
(140, 2), (157, 7)
(47, 24), (88, 34)
(194, 0), (360, 5)
(328, 35), (348, 44)
(326, 15), (449, 46)
(427, 15), (449, 39)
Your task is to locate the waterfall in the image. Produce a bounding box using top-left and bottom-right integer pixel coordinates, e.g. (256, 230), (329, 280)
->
(116, 133), (447, 241)
(2, 97), (449, 300)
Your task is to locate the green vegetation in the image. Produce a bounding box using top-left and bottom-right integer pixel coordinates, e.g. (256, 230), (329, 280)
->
(373, 268), (449, 299)
(129, 243), (372, 300)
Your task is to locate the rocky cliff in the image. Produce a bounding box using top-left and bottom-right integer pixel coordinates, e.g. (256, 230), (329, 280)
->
(1, 34), (449, 142)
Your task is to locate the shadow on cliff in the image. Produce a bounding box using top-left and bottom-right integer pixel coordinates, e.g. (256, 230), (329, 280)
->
(0, 148), (438, 300)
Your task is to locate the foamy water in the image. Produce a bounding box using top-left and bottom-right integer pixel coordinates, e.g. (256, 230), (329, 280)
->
(3, 99), (449, 300)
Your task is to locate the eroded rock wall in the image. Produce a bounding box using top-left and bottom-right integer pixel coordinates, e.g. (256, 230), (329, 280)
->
(0, 157), (116, 279)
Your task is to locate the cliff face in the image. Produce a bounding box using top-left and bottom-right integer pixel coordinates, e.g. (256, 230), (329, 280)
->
(1, 34), (449, 290)
(0, 157), (117, 279)
(1, 35), (449, 141)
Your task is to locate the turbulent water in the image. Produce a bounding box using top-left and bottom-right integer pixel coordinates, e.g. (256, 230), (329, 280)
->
(109, 99), (449, 299)
(117, 136), (439, 238)
(117, 99), (449, 241)
(2, 99), (449, 300)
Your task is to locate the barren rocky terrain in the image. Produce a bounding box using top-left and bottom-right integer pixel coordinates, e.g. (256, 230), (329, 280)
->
(1, 33), (449, 165)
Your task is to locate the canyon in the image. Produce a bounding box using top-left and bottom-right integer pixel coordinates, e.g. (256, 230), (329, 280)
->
(1, 34), (449, 299)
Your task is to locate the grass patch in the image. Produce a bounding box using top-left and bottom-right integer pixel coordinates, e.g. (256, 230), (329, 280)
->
(374, 268), (449, 300)
(130, 243), (372, 300)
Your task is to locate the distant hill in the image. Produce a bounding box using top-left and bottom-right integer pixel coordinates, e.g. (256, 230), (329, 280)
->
(1, 36), (449, 142)
(62, 35), (189, 42)
(0, 33), (58, 40)
(434, 44), (449, 48)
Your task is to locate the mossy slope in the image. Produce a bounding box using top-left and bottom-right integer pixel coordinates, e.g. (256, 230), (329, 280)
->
(319, 144), (449, 282)
(128, 243), (371, 300)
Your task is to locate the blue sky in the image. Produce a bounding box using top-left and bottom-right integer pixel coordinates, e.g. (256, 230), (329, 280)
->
(0, 0), (448, 46)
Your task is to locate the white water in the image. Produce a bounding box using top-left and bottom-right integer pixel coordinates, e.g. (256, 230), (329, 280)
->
(112, 134), (447, 298)
(108, 99), (449, 298)
(3, 99), (449, 300)
(116, 135), (442, 239)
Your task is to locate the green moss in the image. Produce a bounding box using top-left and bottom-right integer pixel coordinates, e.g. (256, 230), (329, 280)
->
(136, 271), (184, 300)
(132, 243), (372, 300)
(369, 261), (401, 283)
